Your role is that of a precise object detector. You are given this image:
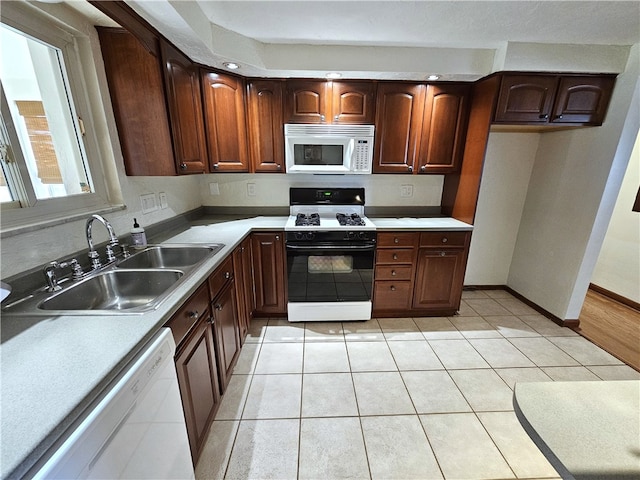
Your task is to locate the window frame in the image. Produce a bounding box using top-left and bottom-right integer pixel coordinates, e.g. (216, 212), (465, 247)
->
(0, 2), (123, 234)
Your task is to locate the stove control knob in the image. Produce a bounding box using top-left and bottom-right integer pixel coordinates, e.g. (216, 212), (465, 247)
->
(305, 232), (315, 241)
(358, 232), (368, 240)
(295, 232), (304, 241)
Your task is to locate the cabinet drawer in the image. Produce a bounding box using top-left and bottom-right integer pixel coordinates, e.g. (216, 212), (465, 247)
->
(377, 232), (419, 248)
(209, 256), (234, 298)
(166, 283), (210, 346)
(419, 231), (468, 247)
(373, 281), (412, 310)
(376, 249), (415, 264)
(375, 265), (413, 281)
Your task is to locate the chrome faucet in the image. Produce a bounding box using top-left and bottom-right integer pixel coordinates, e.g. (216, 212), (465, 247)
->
(43, 259), (83, 292)
(86, 214), (119, 269)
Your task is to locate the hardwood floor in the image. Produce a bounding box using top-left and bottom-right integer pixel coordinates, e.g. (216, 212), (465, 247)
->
(576, 289), (640, 371)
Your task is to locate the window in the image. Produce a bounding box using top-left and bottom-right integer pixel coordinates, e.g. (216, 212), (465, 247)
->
(0, 2), (122, 232)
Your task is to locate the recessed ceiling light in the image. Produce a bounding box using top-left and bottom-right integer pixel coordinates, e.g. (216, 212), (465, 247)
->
(427, 74), (440, 81)
(223, 62), (240, 70)
(326, 72), (342, 79)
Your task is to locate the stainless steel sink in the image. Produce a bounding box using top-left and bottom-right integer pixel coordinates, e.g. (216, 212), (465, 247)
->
(117, 244), (223, 271)
(39, 269), (183, 312)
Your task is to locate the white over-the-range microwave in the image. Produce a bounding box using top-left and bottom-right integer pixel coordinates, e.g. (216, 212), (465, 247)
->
(284, 124), (375, 174)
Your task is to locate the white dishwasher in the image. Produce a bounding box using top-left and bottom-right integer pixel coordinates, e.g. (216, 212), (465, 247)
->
(32, 328), (194, 479)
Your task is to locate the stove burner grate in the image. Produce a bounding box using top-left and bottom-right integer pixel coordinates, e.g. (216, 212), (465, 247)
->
(336, 213), (366, 226)
(295, 213), (320, 226)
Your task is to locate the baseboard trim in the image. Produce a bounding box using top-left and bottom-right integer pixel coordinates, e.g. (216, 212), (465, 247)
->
(465, 285), (579, 328)
(589, 283), (640, 312)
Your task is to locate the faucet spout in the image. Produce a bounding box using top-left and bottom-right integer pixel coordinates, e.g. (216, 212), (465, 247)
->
(86, 214), (119, 269)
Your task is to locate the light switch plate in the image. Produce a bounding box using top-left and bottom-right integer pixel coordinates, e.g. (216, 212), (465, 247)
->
(400, 184), (413, 197)
(140, 193), (157, 213)
(158, 192), (168, 209)
(209, 182), (220, 196)
(247, 183), (256, 196)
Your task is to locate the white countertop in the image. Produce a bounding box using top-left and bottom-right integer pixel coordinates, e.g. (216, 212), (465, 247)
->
(514, 381), (640, 479)
(0, 214), (471, 478)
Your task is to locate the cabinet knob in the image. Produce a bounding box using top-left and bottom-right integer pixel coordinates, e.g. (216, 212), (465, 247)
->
(213, 163), (220, 169)
(407, 165), (413, 173)
(420, 165), (426, 173)
(392, 253), (398, 260)
(390, 285), (396, 291)
(556, 115), (563, 119)
(440, 252), (446, 257)
(277, 164), (282, 170)
(320, 114), (325, 122)
(394, 238), (399, 244)
(442, 237), (448, 243)
(334, 115), (339, 121)
(391, 270), (396, 276)
(179, 162), (187, 170)
(224, 271), (231, 280)
(188, 310), (199, 319)
(275, 235), (280, 240)
(539, 114), (549, 119)
(214, 303), (223, 311)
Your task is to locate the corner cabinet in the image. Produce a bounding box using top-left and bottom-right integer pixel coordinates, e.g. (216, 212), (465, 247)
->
(160, 40), (208, 174)
(201, 70), (249, 172)
(251, 232), (287, 315)
(373, 230), (471, 317)
(247, 80), (285, 172)
(494, 73), (616, 126)
(284, 80), (376, 124)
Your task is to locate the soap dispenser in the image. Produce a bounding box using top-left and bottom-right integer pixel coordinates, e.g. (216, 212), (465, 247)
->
(130, 218), (147, 248)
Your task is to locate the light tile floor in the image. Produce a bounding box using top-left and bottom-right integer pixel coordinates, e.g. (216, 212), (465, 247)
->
(196, 290), (640, 480)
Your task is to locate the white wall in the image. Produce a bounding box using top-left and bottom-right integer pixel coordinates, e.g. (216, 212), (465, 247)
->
(591, 132), (640, 302)
(464, 132), (539, 285)
(507, 44), (640, 319)
(200, 173), (444, 209)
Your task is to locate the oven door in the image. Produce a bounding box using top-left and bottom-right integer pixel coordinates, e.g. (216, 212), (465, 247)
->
(286, 243), (374, 322)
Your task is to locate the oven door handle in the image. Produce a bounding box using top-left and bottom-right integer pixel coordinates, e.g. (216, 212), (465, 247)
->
(286, 244), (376, 252)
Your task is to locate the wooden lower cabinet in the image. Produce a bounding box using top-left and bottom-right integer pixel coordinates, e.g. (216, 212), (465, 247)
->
(373, 230), (471, 316)
(212, 281), (240, 392)
(251, 232), (287, 315)
(174, 310), (220, 464)
(232, 238), (254, 344)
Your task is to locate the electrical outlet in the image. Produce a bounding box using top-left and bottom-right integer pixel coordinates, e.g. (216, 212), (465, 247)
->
(158, 192), (168, 209)
(209, 182), (220, 196)
(247, 182), (256, 197)
(140, 193), (157, 213)
(400, 184), (413, 197)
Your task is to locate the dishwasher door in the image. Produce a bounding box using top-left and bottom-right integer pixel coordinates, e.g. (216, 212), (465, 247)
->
(32, 328), (194, 479)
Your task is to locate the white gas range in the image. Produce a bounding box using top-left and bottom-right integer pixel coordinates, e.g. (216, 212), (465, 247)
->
(284, 188), (376, 322)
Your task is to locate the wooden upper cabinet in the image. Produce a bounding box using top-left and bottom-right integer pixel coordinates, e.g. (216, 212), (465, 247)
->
(201, 70), (249, 172)
(284, 80), (376, 124)
(330, 81), (376, 124)
(418, 84), (471, 174)
(284, 80), (329, 123)
(373, 83), (425, 174)
(247, 80), (285, 172)
(552, 76), (616, 125)
(160, 40), (208, 174)
(494, 73), (616, 126)
(97, 28), (176, 176)
(494, 74), (558, 123)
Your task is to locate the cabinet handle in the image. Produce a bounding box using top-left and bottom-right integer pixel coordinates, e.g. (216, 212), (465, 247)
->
(442, 237), (448, 243)
(188, 310), (199, 319)
(440, 252), (446, 257)
(539, 114), (549, 119)
(390, 285), (396, 291)
(391, 270), (396, 276)
(407, 165), (413, 173)
(214, 304), (223, 311)
(179, 162), (187, 170)
(420, 165), (426, 173)
(320, 114), (325, 122)
(213, 163), (220, 170)
(394, 238), (399, 244)
(277, 164), (282, 170)
(555, 115), (563, 120)
(224, 271), (231, 280)
(275, 235), (280, 240)
(392, 253), (398, 260)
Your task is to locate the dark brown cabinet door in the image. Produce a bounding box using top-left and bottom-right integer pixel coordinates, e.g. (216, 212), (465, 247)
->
(494, 75), (558, 123)
(160, 40), (208, 174)
(212, 281), (240, 392)
(251, 232), (287, 315)
(284, 80), (329, 123)
(247, 80), (285, 172)
(373, 83), (425, 173)
(412, 249), (466, 311)
(175, 312), (220, 463)
(97, 28), (176, 176)
(201, 70), (249, 172)
(232, 239), (254, 344)
(331, 81), (376, 124)
(552, 76), (616, 125)
(418, 84), (470, 173)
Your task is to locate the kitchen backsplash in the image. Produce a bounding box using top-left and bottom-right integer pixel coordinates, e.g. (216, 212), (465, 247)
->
(200, 173), (445, 208)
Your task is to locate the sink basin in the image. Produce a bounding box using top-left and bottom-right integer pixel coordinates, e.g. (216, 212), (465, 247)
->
(117, 244), (224, 270)
(39, 269), (183, 312)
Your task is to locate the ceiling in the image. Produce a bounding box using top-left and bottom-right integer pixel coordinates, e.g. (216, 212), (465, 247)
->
(84, 1), (640, 80)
